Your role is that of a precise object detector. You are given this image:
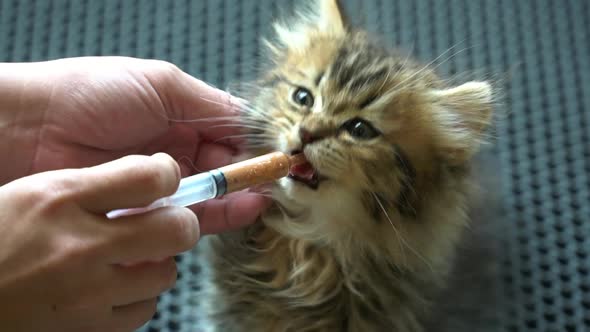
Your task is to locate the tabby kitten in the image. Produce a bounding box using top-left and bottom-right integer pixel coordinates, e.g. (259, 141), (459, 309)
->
(206, 0), (494, 331)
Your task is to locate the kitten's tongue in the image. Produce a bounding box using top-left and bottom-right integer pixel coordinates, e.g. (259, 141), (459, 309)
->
(290, 162), (316, 181)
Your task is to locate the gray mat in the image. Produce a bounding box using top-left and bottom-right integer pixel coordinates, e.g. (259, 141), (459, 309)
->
(1, 1), (589, 331)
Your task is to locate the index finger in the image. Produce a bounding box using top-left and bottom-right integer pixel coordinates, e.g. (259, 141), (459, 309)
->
(76, 153), (180, 214)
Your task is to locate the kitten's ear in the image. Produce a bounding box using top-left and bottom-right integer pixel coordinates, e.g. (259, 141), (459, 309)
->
(266, 0), (346, 56)
(430, 81), (494, 165)
(314, 0), (347, 32)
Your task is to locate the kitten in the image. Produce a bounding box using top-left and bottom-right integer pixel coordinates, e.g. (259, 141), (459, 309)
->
(206, 0), (495, 331)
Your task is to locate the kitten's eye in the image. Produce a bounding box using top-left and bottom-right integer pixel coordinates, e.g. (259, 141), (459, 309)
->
(292, 87), (314, 108)
(342, 118), (380, 139)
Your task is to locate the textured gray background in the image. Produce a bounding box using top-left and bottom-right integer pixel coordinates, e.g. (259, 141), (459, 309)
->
(1, 1), (589, 331)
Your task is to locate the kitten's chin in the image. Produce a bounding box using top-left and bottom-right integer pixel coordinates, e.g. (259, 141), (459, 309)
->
(271, 177), (370, 244)
(278, 176), (329, 202)
(286, 173), (329, 190)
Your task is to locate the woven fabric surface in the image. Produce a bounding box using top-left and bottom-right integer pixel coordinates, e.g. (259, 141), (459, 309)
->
(1, 1), (589, 331)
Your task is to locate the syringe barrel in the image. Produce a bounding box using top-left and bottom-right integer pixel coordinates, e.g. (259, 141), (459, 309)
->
(168, 171), (222, 207)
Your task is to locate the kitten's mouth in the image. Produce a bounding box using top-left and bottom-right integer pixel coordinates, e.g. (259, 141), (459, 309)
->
(288, 151), (323, 190)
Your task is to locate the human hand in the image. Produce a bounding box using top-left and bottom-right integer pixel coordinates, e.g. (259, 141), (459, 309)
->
(0, 56), (268, 234)
(0, 153), (199, 331)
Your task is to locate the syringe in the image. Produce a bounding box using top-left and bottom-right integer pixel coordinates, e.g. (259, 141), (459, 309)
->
(107, 152), (306, 219)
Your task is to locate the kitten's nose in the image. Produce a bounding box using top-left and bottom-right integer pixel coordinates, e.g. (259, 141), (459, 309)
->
(299, 127), (317, 145)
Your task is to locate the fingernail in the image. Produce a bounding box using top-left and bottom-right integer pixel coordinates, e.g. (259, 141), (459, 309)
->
(189, 210), (200, 242)
(150, 152), (168, 159)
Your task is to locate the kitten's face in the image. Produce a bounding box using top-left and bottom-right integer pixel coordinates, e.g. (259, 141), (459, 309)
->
(242, 0), (492, 250)
(254, 33), (436, 212)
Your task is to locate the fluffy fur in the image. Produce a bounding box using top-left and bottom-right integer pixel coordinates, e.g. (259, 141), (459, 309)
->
(205, 1), (495, 331)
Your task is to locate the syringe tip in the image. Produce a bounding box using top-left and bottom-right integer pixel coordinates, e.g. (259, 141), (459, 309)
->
(288, 153), (307, 167)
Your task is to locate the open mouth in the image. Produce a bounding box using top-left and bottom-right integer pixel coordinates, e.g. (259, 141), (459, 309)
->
(288, 151), (322, 190)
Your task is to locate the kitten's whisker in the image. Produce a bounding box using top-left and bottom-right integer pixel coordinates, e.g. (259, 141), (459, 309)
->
(242, 113), (288, 131)
(384, 46), (471, 103)
(280, 111), (299, 124)
(240, 118), (272, 128)
(251, 193), (275, 199)
(242, 140), (274, 146)
(243, 139), (274, 146)
(217, 133), (273, 138)
(275, 117), (294, 130)
(372, 192), (407, 266)
(241, 104), (268, 114)
(390, 40), (466, 92)
(271, 123), (293, 134)
(249, 186), (274, 194)
(242, 108), (267, 118)
(372, 193), (433, 273)
(207, 123), (270, 132)
(245, 144), (272, 150)
(212, 133), (274, 144)
(198, 96), (242, 109)
(242, 106), (266, 117)
(259, 188), (274, 195)
(177, 156), (206, 173)
(242, 136), (276, 145)
(149, 108), (242, 123)
(412, 46), (472, 87)
(166, 115), (241, 123)
(427, 46), (471, 75)
(323, 158), (345, 173)
(397, 189), (418, 216)
(241, 107), (267, 117)
(390, 47), (414, 83)
(242, 137), (274, 144)
(245, 114), (289, 132)
(378, 63), (392, 93)
(386, 41), (416, 88)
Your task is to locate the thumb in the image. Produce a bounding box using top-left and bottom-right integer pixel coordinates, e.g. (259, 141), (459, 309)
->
(75, 153), (181, 214)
